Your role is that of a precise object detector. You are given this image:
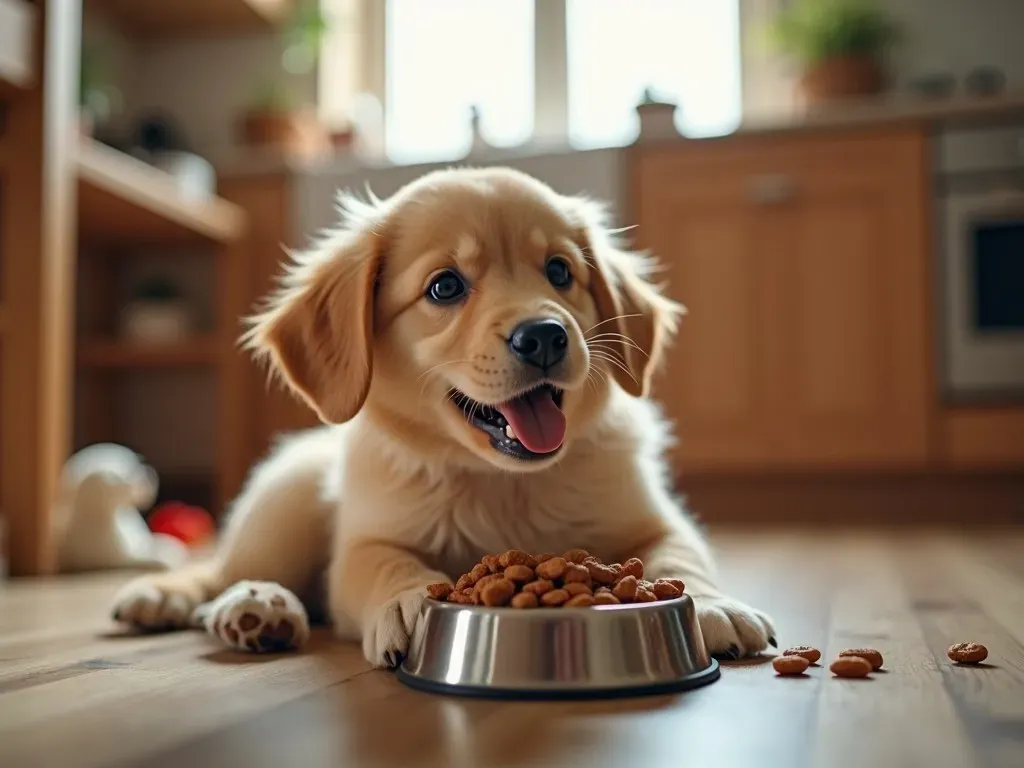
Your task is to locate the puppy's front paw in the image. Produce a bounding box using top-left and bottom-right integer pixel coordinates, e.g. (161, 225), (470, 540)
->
(111, 577), (197, 631)
(361, 587), (426, 669)
(195, 580), (310, 653)
(694, 595), (776, 659)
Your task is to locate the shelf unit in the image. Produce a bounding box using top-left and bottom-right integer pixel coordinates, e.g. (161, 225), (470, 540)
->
(77, 140), (245, 246)
(74, 139), (250, 517)
(85, 0), (290, 39)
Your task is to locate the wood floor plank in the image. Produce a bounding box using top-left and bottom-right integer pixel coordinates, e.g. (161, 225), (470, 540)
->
(811, 533), (977, 768)
(898, 535), (1024, 768)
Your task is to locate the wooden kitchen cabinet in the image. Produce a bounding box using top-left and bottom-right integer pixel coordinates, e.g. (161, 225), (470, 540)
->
(631, 128), (932, 471)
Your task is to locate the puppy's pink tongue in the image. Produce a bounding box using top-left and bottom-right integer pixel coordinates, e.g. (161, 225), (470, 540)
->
(497, 390), (566, 454)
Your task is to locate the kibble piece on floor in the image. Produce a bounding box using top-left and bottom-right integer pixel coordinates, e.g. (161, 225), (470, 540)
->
(947, 642), (988, 664)
(783, 645), (821, 664)
(838, 648), (884, 670)
(772, 655), (810, 676)
(830, 655), (873, 678)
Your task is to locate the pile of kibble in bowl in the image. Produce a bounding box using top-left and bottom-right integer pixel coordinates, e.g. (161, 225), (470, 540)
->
(426, 549), (684, 608)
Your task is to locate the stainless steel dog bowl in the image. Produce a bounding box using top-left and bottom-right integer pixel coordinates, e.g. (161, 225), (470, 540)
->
(397, 595), (719, 699)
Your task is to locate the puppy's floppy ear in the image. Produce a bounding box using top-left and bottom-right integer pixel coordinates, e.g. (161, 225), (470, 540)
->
(244, 193), (385, 424)
(565, 197), (685, 397)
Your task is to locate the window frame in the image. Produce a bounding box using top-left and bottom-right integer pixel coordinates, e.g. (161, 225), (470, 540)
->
(323, 0), (757, 156)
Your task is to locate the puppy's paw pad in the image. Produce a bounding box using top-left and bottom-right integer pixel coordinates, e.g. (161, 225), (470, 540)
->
(199, 581), (309, 653)
(695, 596), (776, 658)
(111, 580), (195, 630)
(362, 587), (427, 669)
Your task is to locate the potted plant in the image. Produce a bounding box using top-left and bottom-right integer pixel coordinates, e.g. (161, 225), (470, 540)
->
(240, 1), (330, 152)
(79, 43), (122, 138)
(767, 0), (901, 106)
(120, 277), (195, 344)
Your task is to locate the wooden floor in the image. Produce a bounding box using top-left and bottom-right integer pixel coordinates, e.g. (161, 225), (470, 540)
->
(2, 529), (1023, 768)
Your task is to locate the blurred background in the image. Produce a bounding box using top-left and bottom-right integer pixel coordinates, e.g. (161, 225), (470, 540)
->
(1, 0), (1023, 577)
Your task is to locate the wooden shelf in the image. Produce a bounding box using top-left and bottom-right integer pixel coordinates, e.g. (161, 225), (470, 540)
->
(85, 0), (290, 39)
(77, 139), (246, 247)
(78, 336), (219, 368)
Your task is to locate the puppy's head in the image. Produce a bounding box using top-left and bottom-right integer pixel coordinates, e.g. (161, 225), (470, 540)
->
(246, 168), (683, 471)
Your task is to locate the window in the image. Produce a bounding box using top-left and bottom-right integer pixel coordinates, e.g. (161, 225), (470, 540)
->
(385, 0), (534, 165)
(324, 1), (742, 164)
(566, 0), (741, 148)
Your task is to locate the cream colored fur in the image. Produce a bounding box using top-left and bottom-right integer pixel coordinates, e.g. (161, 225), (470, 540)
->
(111, 168), (774, 665)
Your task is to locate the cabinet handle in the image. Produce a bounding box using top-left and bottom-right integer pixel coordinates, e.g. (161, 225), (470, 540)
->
(747, 174), (797, 205)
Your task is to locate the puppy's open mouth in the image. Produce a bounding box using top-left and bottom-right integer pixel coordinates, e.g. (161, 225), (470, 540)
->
(450, 384), (566, 461)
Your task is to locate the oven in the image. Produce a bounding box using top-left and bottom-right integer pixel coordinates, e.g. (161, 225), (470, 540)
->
(939, 124), (1024, 401)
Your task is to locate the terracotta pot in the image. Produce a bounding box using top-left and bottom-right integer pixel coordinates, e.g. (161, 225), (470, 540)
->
(239, 110), (304, 148)
(239, 108), (331, 158)
(799, 56), (886, 106)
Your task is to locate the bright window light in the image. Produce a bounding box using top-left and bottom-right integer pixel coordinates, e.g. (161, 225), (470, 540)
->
(566, 0), (742, 148)
(385, 0), (534, 165)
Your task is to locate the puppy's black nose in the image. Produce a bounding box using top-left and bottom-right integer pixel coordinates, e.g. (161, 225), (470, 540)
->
(509, 318), (568, 371)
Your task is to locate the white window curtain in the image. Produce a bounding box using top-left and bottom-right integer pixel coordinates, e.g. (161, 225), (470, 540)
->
(323, 0), (743, 165)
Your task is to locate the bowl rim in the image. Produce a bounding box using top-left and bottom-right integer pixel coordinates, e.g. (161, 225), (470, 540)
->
(423, 594), (689, 614)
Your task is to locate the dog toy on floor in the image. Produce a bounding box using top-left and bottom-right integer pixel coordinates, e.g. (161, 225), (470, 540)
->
(54, 443), (189, 573)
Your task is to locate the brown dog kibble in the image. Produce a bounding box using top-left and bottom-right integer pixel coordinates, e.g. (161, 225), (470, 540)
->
(839, 648), (884, 670)
(563, 563), (592, 587)
(540, 588), (570, 607)
(772, 655), (810, 676)
(612, 574), (638, 602)
(564, 582), (593, 597)
(480, 578), (516, 607)
(652, 580), (682, 600)
(783, 645), (822, 664)
(563, 548), (590, 564)
(498, 549), (532, 568)
(588, 563), (618, 585)
(504, 564), (535, 583)
(535, 556), (568, 581)
(426, 583), (453, 600)
(522, 579), (554, 596)
(510, 592), (539, 609)
(434, 551), (686, 609)
(620, 558), (645, 581)
(830, 655), (873, 678)
(635, 586), (657, 603)
(565, 593), (596, 607)
(947, 642), (988, 664)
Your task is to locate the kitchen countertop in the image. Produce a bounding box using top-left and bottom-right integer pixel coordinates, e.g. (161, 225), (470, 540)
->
(214, 91), (1024, 180)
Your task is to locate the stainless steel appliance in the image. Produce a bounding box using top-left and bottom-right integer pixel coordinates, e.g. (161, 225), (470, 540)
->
(938, 123), (1024, 400)
(398, 595), (719, 699)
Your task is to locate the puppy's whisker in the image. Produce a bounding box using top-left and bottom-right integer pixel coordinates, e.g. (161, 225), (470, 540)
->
(586, 333), (647, 357)
(417, 359), (475, 404)
(589, 351), (638, 385)
(586, 342), (633, 365)
(587, 339), (645, 359)
(582, 314), (641, 336)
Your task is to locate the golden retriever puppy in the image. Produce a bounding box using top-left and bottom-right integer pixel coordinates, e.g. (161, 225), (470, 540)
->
(110, 167), (775, 665)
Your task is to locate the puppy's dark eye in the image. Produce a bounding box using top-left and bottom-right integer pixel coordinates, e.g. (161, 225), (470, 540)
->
(427, 269), (468, 304)
(545, 256), (573, 289)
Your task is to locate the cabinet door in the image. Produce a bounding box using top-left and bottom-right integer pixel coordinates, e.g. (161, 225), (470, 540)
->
(633, 149), (781, 469)
(769, 131), (932, 466)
